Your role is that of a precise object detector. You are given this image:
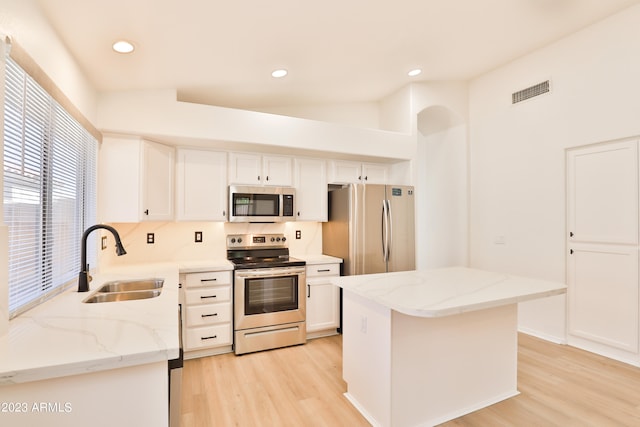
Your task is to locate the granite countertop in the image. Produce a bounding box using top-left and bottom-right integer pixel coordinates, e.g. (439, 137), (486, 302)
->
(0, 263), (180, 386)
(331, 266), (567, 318)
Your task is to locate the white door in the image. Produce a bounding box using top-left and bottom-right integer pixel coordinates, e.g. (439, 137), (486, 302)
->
(566, 139), (639, 354)
(567, 140), (638, 244)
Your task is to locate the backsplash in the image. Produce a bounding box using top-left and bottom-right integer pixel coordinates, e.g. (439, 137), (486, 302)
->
(98, 221), (323, 268)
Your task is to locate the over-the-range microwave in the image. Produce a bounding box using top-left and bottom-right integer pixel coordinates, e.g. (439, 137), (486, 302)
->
(228, 185), (296, 223)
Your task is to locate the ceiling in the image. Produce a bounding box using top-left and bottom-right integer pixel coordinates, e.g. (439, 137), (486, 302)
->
(38, 0), (639, 112)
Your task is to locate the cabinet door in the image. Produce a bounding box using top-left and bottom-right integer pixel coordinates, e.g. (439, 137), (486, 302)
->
(98, 135), (142, 222)
(142, 140), (174, 221)
(228, 152), (262, 184)
(567, 140), (638, 244)
(361, 163), (388, 184)
(263, 155), (292, 186)
(306, 277), (340, 333)
(328, 160), (362, 184)
(568, 244), (639, 352)
(176, 149), (227, 221)
(294, 158), (327, 221)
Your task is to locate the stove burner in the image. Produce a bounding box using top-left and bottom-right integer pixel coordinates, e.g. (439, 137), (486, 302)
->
(227, 233), (305, 269)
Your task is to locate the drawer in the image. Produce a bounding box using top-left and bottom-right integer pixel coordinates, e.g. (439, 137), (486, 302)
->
(184, 271), (232, 288)
(184, 324), (232, 350)
(186, 303), (232, 327)
(184, 286), (231, 305)
(306, 263), (340, 277)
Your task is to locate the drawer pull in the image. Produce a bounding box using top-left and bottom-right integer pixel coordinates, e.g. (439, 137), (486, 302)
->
(201, 313), (218, 318)
(200, 295), (217, 299)
(201, 278), (218, 282)
(317, 269), (331, 273)
(201, 335), (217, 340)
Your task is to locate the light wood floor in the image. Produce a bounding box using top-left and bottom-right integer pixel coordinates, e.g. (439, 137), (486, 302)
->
(180, 333), (640, 426)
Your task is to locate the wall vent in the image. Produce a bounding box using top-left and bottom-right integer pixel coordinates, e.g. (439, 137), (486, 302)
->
(512, 80), (550, 104)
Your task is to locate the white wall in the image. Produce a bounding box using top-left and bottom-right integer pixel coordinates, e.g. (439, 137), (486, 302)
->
(409, 82), (469, 270)
(468, 4), (640, 342)
(0, 0), (98, 122)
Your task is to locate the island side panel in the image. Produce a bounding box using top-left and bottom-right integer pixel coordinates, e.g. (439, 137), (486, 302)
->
(342, 290), (392, 426)
(391, 304), (519, 426)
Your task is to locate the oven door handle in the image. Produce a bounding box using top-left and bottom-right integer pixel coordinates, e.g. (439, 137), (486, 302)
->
(235, 268), (305, 278)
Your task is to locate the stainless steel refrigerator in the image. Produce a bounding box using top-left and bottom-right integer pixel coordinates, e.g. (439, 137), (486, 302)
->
(322, 183), (415, 275)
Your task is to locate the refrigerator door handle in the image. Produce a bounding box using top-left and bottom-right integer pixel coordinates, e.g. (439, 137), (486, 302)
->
(386, 199), (392, 263)
(382, 199), (389, 262)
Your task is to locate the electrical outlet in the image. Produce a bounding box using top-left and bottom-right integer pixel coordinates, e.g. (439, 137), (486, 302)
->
(295, 230), (301, 239)
(195, 231), (203, 243)
(147, 233), (155, 244)
(101, 236), (107, 250)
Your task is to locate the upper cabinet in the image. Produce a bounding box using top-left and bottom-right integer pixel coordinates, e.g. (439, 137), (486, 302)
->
(228, 152), (292, 186)
(328, 160), (388, 184)
(99, 136), (174, 222)
(294, 158), (328, 222)
(176, 148), (228, 221)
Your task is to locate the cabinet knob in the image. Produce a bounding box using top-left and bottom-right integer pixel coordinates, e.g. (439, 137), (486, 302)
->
(266, 176), (269, 181)
(144, 209), (149, 215)
(364, 176), (368, 181)
(358, 175), (361, 180)
(257, 175), (260, 181)
(222, 210), (226, 217)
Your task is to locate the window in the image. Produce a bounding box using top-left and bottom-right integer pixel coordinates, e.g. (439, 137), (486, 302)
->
(3, 56), (98, 318)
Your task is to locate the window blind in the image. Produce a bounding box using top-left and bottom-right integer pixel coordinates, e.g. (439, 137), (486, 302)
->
(3, 56), (98, 317)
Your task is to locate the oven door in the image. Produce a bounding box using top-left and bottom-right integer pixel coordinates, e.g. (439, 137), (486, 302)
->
(234, 266), (306, 330)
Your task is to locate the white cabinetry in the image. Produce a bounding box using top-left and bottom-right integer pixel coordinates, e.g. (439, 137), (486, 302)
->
(181, 270), (233, 358)
(328, 160), (388, 184)
(294, 158), (328, 221)
(567, 139), (640, 363)
(228, 152), (292, 186)
(306, 263), (340, 338)
(175, 148), (227, 221)
(99, 135), (174, 222)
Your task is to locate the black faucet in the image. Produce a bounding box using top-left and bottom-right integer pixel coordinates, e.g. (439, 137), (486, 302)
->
(78, 224), (127, 292)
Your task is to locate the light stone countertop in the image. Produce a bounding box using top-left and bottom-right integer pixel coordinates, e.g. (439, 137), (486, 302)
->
(178, 259), (234, 273)
(0, 263), (180, 386)
(294, 254), (343, 265)
(331, 266), (567, 318)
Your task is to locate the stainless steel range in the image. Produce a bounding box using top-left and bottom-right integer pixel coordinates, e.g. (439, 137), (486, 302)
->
(228, 234), (306, 355)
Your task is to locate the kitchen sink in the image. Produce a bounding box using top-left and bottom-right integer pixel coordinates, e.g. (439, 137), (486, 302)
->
(83, 289), (162, 303)
(96, 278), (164, 293)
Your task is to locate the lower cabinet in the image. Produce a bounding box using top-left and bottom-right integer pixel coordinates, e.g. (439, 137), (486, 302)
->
(306, 263), (341, 339)
(180, 270), (233, 358)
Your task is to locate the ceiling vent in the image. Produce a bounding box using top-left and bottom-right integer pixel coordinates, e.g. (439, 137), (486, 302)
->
(512, 80), (550, 104)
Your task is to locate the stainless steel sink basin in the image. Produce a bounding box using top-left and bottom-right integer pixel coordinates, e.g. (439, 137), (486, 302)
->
(83, 289), (162, 303)
(96, 278), (164, 293)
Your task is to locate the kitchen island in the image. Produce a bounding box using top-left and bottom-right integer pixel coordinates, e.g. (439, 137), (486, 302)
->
(331, 267), (567, 427)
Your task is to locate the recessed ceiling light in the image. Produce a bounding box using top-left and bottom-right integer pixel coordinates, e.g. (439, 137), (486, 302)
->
(271, 69), (288, 78)
(408, 68), (422, 77)
(112, 40), (135, 54)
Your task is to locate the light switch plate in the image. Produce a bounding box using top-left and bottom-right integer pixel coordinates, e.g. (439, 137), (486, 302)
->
(147, 233), (155, 244)
(195, 231), (203, 243)
(101, 236), (107, 250)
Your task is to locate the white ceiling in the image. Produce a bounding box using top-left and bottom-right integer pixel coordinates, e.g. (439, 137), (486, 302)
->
(38, 0), (640, 112)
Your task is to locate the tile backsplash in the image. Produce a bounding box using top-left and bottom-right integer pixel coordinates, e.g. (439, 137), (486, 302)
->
(98, 221), (323, 268)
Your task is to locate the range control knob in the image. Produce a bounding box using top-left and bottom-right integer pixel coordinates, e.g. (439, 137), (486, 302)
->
(230, 238), (236, 244)
(237, 238), (243, 243)
(271, 237), (276, 242)
(276, 237), (281, 242)
(281, 237), (286, 242)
